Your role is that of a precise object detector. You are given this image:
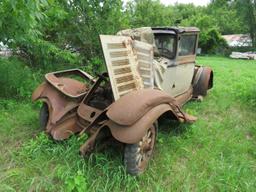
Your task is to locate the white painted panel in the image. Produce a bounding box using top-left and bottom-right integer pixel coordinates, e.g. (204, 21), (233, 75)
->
(174, 63), (194, 96)
(100, 35), (154, 100)
(133, 40), (154, 88)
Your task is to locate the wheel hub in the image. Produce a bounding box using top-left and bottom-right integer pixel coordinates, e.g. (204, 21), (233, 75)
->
(136, 126), (155, 169)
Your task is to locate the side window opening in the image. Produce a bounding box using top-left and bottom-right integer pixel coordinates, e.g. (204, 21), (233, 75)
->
(179, 35), (197, 56)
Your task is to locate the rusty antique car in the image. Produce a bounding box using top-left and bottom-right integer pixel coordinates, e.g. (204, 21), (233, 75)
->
(32, 27), (213, 175)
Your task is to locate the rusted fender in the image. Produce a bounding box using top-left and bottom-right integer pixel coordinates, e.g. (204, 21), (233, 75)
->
(50, 114), (82, 140)
(32, 82), (80, 132)
(192, 66), (213, 97)
(107, 103), (196, 144)
(106, 89), (179, 126)
(106, 89), (197, 144)
(32, 82), (47, 102)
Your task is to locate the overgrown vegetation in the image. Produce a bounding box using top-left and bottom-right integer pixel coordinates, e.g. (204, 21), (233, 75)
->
(0, 57), (39, 99)
(0, 57), (256, 191)
(0, 0), (255, 75)
(0, 0), (256, 191)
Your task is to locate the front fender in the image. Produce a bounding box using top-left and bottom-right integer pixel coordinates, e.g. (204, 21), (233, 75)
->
(106, 89), (178, 126)
(106, 104), (174, 144)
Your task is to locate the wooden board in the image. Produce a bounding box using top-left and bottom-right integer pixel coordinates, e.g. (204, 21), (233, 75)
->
(132, 40), (154, 88)
(100, 35), (154, 100)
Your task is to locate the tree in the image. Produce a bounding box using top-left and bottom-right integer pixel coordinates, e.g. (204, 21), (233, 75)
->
(0, 0), (47, 47)
(51, 0), (127, 59)
(208, 0), (245, 34)
(235, 0), (256, 47)
(125, 0), (168, 27)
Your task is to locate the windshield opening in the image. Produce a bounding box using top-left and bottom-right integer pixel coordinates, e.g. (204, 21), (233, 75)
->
(154, 34), (176, 59)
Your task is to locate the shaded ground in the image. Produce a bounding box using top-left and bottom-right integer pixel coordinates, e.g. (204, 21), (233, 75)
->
(0, 56), (256, 191)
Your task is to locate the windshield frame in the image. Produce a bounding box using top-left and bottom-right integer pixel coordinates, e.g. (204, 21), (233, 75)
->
(153, 32), (177, 59)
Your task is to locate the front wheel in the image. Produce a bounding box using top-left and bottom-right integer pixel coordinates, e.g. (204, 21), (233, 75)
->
(124, 123), (157, 176)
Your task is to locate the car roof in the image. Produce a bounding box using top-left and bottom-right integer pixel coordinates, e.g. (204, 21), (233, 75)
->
(152, 26), (200, 34)
(116, 26), (200, 47)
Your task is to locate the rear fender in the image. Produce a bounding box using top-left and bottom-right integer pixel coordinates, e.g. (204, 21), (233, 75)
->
(193, 66), (213, 97)
(32, 82), (80, 131)
(106, 104), (178, 144)
(32, 82), (47, 102)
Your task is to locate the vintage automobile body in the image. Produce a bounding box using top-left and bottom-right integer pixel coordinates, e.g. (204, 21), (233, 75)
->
(32, 27), (213, 175)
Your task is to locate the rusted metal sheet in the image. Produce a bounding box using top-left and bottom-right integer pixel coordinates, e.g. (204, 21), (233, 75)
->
(106, 89), (178, 126)
(106, 101), (196, 144)
(192, 66), (213, 97)
(79, 124), (106, 155)
(44, 69), (94, 98)
(32, 69), (92, 140)
(50, 114), (81, 140)
(32, 82), (79, 125)
(107, 104), (173, 144)
(107, 89), (196, 126)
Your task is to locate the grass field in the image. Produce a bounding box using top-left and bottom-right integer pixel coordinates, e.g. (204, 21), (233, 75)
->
(0, 56), (256, 192)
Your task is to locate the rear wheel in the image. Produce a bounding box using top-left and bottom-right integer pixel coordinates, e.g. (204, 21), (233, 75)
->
(124, 123), (157, 176)
(39, 102), (49, 129)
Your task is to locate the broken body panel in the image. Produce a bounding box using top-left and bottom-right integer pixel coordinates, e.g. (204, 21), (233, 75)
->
(32, 69), (94, 139)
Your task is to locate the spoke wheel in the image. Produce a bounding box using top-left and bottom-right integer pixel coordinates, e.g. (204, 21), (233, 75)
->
(124, 123), (157, 176)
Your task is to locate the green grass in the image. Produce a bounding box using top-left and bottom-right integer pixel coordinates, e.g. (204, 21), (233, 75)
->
(0, 56), (256, 191)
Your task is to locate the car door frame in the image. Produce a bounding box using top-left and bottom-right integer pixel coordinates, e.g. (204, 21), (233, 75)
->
(173, 32), (199, 97)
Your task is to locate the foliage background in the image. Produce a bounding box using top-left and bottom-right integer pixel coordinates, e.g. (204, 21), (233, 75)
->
(0, 0), (255, 100)
(0, 1), (256, 191)
(0, 1), (254, 61)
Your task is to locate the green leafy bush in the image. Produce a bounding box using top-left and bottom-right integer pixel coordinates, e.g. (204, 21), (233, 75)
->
(19, 39), (82, 71)
(0, 57), (39, 99)
(81, 56), (106, 76)
(199, 28), (229, 55)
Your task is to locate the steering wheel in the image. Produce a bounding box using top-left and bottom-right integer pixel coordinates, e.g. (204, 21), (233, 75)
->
(158, 47), (171, 54)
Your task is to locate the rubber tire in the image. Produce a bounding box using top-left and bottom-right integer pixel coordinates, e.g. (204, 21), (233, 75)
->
(124, 123), (157, 176)
(39, 102), (49, 129)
